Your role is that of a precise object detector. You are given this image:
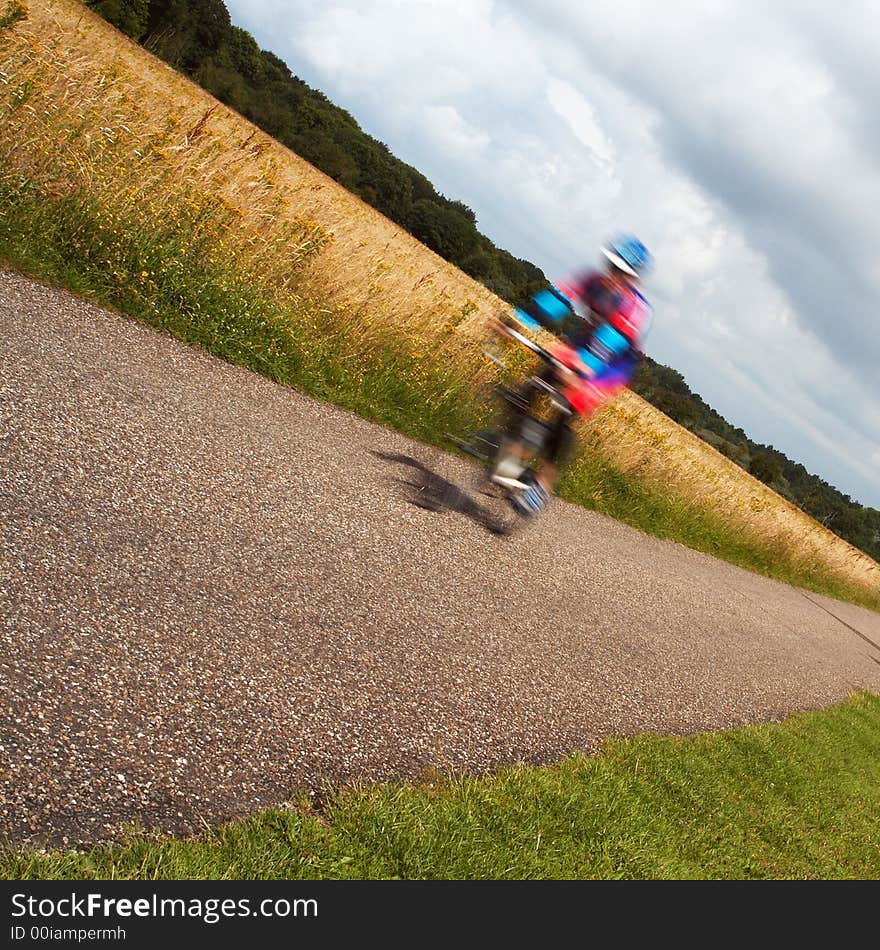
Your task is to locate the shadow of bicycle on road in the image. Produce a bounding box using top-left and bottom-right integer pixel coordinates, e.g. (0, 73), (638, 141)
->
(371, 450), (516, 537)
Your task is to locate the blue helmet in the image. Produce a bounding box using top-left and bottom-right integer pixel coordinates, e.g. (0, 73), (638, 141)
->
(601, 234), (653, 277)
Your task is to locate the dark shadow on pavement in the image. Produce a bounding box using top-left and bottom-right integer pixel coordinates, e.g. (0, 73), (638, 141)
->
(371, 450), (516, 537)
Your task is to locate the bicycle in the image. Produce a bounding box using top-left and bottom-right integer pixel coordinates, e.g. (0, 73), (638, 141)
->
(443, 315), (576, 535)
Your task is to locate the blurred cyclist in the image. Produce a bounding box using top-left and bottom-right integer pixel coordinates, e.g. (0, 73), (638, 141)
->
(492, 234), (654, 517)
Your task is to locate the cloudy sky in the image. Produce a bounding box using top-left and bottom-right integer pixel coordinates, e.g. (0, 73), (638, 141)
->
(224, 0), (880, 509)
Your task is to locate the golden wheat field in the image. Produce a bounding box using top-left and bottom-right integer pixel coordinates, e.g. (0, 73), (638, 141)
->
(2, 0), (878, 598)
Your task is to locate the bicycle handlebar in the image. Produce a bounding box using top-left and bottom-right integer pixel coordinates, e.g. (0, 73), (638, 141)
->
(497, 320), (569, 374)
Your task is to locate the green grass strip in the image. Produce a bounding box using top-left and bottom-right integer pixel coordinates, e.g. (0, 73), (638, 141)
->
(4, 693), (878, 880)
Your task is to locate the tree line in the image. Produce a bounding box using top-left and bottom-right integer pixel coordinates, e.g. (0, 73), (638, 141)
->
(85, 0), (880, 562)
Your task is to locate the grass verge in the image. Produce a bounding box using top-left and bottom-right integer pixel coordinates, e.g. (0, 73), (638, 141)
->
(3, 693), (878, 880)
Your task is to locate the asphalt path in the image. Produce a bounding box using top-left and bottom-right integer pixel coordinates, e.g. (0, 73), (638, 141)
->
(2, 268), (879, 848)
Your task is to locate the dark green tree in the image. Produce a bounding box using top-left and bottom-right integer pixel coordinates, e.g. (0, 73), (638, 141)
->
(85, 0), (150, 38)
(749, 451), (784, 485)
(224, 25), (265, 83)
(408, 199), (479, 262)
(144, 0), (230, 69)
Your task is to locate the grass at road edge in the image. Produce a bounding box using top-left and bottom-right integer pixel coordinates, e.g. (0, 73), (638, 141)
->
(3, 693), (879, 879)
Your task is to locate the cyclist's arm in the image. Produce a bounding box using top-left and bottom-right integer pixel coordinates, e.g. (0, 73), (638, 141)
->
(513, 286), (575, 334)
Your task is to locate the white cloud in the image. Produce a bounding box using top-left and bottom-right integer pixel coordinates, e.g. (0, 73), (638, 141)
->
(421, 105), (491, 158)
(545, 78), (616, 173)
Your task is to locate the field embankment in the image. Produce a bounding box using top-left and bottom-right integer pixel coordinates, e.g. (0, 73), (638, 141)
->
(0, 0), (877, 607)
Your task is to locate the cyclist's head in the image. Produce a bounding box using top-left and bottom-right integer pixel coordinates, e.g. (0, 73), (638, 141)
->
(601, 234), (652, 280)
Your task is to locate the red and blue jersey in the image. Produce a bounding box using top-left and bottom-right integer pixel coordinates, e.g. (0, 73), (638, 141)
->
(559, 272), (652, 349)
(514, 272), (652, 415)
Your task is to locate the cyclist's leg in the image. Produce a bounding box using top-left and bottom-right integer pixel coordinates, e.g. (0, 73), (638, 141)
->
(494, 372), (547, 479)
(534, 414), (575, 493)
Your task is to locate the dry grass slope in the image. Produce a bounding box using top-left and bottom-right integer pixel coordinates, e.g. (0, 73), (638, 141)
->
(3, 0), (878, 600)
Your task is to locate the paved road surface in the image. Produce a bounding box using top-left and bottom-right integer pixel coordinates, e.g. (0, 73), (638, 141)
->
(2, 268), (879, 848)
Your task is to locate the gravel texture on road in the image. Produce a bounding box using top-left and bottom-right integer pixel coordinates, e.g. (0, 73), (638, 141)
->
(2, 268), (879, 848)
